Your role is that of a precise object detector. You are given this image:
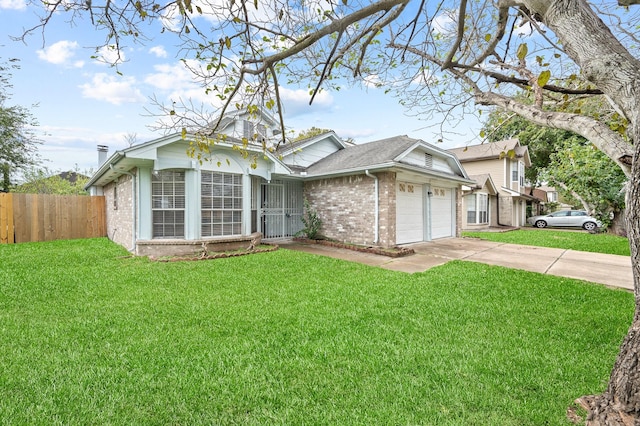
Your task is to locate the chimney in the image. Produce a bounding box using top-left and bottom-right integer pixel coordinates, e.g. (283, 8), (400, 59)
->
(97, 145), (109, 166)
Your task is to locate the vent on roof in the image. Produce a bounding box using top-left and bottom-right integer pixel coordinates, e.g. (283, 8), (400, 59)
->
(425, 153), (433, 168)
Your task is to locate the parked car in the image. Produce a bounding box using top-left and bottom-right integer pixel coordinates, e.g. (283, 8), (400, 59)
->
(527, 210), (602, 231)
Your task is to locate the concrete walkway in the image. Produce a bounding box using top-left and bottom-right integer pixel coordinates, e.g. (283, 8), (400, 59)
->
(279, 238), (633, 291)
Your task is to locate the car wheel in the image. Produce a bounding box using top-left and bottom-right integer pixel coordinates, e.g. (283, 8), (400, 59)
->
(535, 220), (547, 228)
(583, 221), (597, 231)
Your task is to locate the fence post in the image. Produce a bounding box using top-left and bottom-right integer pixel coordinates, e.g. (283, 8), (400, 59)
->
(0, 193), (15, 244)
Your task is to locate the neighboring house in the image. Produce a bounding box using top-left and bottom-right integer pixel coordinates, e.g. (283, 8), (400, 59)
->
(14, 171), (90, 195)
(449, 139), (536, 228)
(459, 174), (499, 230)
(527, 185), (559, 216)
(85, 110), (473, 256)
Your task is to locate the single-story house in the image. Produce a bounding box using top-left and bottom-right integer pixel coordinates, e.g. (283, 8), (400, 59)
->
(85, 111), (474, 256)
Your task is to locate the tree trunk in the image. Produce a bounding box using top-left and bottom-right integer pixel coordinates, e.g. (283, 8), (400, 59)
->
(578, 123), (640, 425)
(1, 163), (10, 192)
(504, 1), (640, 422)
(610, 209), (627, 237)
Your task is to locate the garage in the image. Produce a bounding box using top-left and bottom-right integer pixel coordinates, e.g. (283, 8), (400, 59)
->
(430, 186), (454, 239)
(396, 182), (424, 244)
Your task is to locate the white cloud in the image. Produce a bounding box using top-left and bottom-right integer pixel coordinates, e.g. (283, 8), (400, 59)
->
(79, 73), (146, 105)
(431, 11), (456, 36)
(279, 87), (334, 116)
(94, 45), (125, 65)
(363, 74), (383, 89)
(0, 0), (26, 9)
(411, 68), (437, 86)
(144, 61), (216, 106)
(36, 40), (79, 65)
(149, 45), (168, 58)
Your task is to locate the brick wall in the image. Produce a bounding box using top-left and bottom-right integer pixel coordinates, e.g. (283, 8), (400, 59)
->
(104, 173), (134, 251)
(455, 188), (462, 237)
(304, 174), (376, 246)
(304, 172), (398, 248)
(377, 172), (396, 247)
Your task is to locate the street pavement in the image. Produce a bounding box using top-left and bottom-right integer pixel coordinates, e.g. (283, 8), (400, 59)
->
(280, 237), (633, 291)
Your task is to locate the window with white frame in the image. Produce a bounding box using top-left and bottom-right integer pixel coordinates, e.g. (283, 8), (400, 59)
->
(466, 193), (489, 224)
(510, 161), (525, 186)
(201, 171), (243, 237)
(242, 120), (254, 140)
(152, 170), (185, 238)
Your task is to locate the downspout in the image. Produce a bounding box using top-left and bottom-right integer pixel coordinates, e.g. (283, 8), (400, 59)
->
(365, 170), (379, 245)
(111, 165), (137, 252)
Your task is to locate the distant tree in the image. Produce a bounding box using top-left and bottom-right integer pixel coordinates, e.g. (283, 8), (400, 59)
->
(13, 167), (90, 195)
(482, 108), (627, 232)
(124, 133), (138, 147)
(0, 59), (41, 192)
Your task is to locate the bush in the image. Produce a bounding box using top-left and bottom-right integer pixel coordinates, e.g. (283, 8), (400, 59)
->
(298, 198), (322, 239)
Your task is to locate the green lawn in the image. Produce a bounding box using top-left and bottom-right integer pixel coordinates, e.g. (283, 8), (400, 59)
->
(0, 238), (634, 425)
(463, 229), (631, 256)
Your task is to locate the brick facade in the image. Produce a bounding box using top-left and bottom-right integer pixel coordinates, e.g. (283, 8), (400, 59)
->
(304, 172), (398, 248)
(304, 174), (374, 246)
(104, 173), (134, 251)
(376, 172), (397, 247)
(455, 188), (462, 237)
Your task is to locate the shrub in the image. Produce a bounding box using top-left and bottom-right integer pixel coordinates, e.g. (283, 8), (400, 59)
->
(298, 198), (322, 239)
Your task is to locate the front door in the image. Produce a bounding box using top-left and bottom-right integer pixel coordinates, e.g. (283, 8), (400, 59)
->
(260, 180), (304, 238)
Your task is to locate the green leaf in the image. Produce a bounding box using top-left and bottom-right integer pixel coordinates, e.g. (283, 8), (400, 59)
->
(516, 43), (528, 61)
(537, 70), (551, 87)
(484, 34), (491, 42)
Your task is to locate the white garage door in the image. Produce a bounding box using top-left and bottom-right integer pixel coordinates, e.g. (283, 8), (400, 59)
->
(431, 187), (453, 239)
(396, 182), (424, 244)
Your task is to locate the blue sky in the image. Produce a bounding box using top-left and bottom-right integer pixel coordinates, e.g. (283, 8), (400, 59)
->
(1, 1), (483, 175)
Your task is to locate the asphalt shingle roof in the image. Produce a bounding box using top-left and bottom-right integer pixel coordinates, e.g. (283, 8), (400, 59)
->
(305, 135), (418, 175)
(448, 139), (524, 162)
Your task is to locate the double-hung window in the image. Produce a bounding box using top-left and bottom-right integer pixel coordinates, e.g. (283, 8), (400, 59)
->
(152, 170), (185, 238)
(201, 171), (243, 237)
(511, 161), (525, 187)
(466, 193), (489, 224)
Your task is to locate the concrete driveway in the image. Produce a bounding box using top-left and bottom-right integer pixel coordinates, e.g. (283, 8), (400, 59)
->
(281, 238), (633, 291)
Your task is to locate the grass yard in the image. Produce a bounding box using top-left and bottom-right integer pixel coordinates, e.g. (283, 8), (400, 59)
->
(0, 238), (634, 425)
(463, 229), (631, 256)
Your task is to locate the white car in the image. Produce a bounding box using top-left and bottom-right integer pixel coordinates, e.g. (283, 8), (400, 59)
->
(527, 210), (602, 231)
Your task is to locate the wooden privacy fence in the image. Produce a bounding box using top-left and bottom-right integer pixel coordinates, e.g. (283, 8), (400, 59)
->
(0, 193), (106, 244)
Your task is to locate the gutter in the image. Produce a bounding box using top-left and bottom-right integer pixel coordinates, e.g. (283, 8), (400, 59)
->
(365, 170), (379, 245)
(304, 162), (475, 185)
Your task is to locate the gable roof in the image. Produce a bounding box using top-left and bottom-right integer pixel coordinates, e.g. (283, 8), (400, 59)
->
(466, 173), (498, 194)
(448, 139), (531, 166)
(85, 132), (291, 189)
(276, 130), (347, 158)
(305, 135), (472, 183)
